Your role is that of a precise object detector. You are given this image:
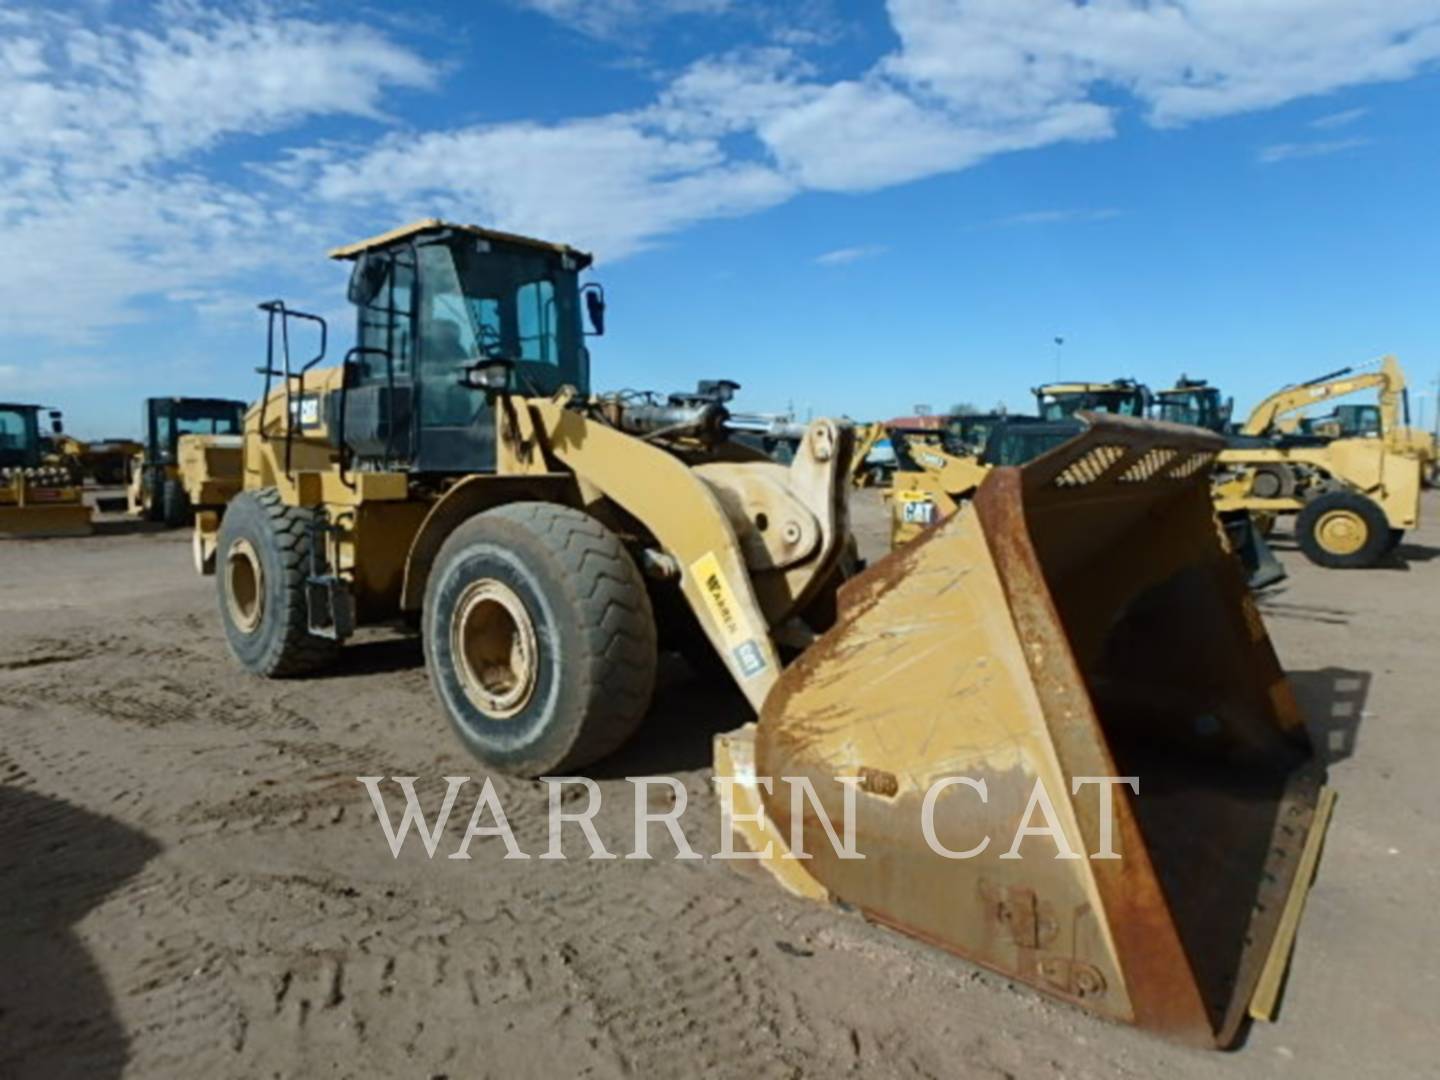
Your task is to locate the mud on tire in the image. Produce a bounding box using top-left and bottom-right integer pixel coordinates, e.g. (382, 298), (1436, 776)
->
(216, 488), (339, 676)
(423, 502), (658, 776)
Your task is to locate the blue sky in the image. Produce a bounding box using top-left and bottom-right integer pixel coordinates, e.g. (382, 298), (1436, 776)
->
(2, 0), (1439, 436)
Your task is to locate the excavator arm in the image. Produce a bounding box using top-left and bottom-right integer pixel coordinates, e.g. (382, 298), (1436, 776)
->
(1241, 356), (1406, 436)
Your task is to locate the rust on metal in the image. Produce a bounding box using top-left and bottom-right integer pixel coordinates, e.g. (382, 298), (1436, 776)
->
(753, 413), (1331, 1048)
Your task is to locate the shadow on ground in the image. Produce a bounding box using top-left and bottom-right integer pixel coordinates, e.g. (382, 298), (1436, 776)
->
(1288, 667), (1372, 765)
(591, 657), (749, 778)
(334, 634), (425, 677)
(90, 518), (170, 537)
(1267, 533), (1440, 571)
(0, 786), (161, 1080)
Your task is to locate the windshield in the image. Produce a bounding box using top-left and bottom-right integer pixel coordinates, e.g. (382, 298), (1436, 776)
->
(1155, 392), (1217, 429)
(173, 409), (243, 436)
(447, 242), (583, 371)
(1038, 390), (1146, 421)
(0, 406), (40, 467)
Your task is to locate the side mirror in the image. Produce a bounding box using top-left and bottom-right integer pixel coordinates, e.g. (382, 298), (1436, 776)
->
(461, 356), (516, 392)
(347, 252), (389, 307)
(48, 410), (64, 435)
(583, 283), (606, 336)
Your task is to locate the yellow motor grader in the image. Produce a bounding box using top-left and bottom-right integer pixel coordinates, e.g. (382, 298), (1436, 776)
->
(0, 403), (93, 538)
(193, 220), (1331, 1048)
(1212, 357), (1425, 567)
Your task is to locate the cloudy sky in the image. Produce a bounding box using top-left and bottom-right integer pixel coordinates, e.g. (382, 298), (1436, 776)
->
(3, 0), (1439, 434)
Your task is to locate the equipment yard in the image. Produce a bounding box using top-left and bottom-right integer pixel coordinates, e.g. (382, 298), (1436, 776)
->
(2, 489), (1436, 1080)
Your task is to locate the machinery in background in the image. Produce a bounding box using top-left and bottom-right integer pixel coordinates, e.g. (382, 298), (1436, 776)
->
(0, 403), (93, 538)
(128, 397), (246, 526)
(1214, 357), (1426, 567)
(51, 433), (144, 485)
(1150, 376), (1233, 434)
(192, 219), (1328, 1048)
(1033, 378), (1149, 420)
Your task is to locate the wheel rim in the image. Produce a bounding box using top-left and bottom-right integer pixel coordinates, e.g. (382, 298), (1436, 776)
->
(1315, 509), (1367, 555)
(226, 538), (265, 633)
(452, 579), (538, 720)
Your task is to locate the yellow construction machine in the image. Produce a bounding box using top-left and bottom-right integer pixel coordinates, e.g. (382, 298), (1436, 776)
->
(0, 403), (94, 538)
(127, 397), (246, 526)
(1215, 357), (1426, 567)
(194, 220), (1330, 1047)
(1033, 378), (1149, 420)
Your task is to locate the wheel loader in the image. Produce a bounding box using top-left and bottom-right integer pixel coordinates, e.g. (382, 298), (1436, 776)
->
(128, 396), (247, 526)
(0, 403), (94, 538)
(196, 219), (1331, 1048)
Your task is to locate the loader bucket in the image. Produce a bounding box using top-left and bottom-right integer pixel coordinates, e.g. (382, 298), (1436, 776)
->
(751, 414), (1331, 1048)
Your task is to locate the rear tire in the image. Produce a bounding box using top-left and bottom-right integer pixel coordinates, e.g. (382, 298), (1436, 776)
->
(423, 502), (657, 776)
(162, 477), (190, 527)
(141, 470), (166, 523)
(216, 489), (339, 676)
(1295, 491), (1390, 569)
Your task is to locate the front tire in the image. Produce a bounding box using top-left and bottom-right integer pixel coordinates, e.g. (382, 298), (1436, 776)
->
(1295, 491), (1390, 569)
(423, 502), (657, 776)
(216, 489), (339, 676)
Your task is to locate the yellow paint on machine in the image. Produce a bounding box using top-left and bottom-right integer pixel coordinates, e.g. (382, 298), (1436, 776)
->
(690, 550), (770, 678)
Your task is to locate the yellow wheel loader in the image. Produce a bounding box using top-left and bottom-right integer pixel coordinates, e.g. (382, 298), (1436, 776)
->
(0, 403), (93, 538)
(198, 220), (1330, 1047)
(128, 397), (247, 527)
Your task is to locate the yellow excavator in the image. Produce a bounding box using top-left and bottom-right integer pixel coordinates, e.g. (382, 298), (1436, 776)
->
(0, 403), (94, 538)
(187, 220), (1330, 1048)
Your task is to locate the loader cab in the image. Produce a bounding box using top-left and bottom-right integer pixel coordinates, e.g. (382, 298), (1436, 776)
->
(1152, 379), (1233, 433)
(333, 220), (596, 474)
(1034, 380), (1148, 422)
(143, 397), (247, 464)
(0, 403), (43, 470)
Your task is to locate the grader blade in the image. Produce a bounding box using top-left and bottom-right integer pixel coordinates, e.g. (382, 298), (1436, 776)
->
(0, 501), (94, 539)
(752, 414), (1330, 1048)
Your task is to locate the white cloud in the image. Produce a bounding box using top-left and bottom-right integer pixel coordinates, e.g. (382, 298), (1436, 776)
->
(6, 0), (1440, 354)
(0, 5), (436, 342)
(309, 116), (796, 259)
(513, 0), (733, 39)
(1258, 136), (1371, 164)
(814, 245), (889, 266)
(1311, 106), (1369, 129)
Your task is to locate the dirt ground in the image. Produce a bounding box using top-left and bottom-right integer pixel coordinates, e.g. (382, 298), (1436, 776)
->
(2, 489), (1438, 1079)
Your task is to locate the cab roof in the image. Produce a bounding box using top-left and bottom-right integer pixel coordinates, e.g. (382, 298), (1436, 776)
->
(1035, 382), (1140, 394)
(328, 219), (593, 269)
